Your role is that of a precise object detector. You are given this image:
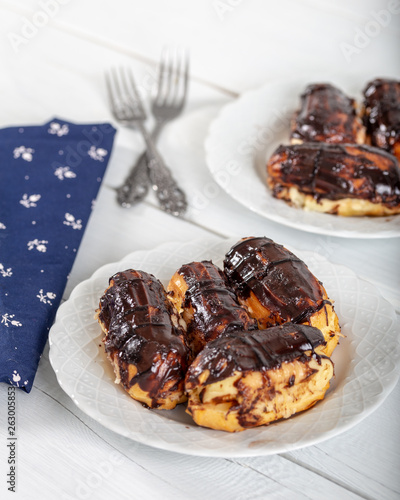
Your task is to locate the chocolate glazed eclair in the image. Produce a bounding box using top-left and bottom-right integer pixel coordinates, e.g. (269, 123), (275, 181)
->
(362, 78), (400, 161)
(167, 260), (257, 356)
(185, 323), (334, 432)
(290, 83), (365, 145)
(96, 269), (190, 410)
(267, 142), (400, 216)
(223, 237), (341, 357)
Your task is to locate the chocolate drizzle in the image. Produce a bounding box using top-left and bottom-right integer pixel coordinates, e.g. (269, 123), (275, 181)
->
(267, 143), (400, 206)
(98, 269), (189, 406)
(291, 83), (362, 144)
(185, 323), (326, 387)
(363, 78), (400, 153)
(224, 237), (329, 325)
(177, 261), (256, 353)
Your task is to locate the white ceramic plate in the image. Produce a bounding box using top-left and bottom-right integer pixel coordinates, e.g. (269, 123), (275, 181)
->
(49, 238), (400, 457)
(205, 78), (400, 238)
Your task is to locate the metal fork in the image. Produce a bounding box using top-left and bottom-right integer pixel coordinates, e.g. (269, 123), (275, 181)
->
(116, 48), (189, 208)
(106, 67), (187, 217)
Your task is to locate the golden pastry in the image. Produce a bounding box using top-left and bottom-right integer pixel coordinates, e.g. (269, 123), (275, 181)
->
(167, 260), (256, 356)
(267, 143), (400, 216)
(185, 323), (334, 432)
(223, 237), (340, 357)
(96, 269), (190, 410)
(290, 83), (365, 145)
(362, 78), (400, 161)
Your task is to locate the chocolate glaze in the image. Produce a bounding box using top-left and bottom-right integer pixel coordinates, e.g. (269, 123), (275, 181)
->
(267, 143), (400, 206)
(291, 83), (362, 143)
(363, 78), (400, 152)
(186, 323), (326, 387)
(98, 269), (189, 406)
(223, 237), (328, 326)
(177, 261), (256, 353)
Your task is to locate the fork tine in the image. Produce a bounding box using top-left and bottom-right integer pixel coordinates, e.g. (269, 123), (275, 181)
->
(105, 70), (118, 117)
(155, 46), (167, 104)
(105, 67), (147, 123)
(175, 48), (189, 107)
(117, 67), (136, 122)
(119, 67), (135, 109)
(112, 67), (124, 104)
(165, 48), (175, 104)
(155, 47), (189, 108)
(108, 68), (127, 120)
(155, 46), (173, 106)
(125, 68), (144, 111)
(122, 67), (146, 121)
(168, 48), (182, 106)
(117, 67), (129, 99)
(182, 49), (190, 95)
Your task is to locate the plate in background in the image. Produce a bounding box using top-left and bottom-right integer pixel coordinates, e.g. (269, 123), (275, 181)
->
(205, 78), (400, 238)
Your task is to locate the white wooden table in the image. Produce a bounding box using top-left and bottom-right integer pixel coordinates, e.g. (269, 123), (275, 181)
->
(1, 1), (399, 498)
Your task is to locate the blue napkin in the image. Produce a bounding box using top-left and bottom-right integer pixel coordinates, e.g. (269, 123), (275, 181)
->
(0, 118), (116, 392)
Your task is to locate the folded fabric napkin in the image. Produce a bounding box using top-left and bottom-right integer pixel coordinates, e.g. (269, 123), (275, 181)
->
(0, 118), (116, 392)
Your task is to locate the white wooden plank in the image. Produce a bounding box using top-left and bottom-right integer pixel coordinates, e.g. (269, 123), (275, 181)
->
(284, 382), (400, 500)
(0, 388), (183, 500)
(302, 0), (400, 35)
(3, 0), (399, 95)
(229, 457), (362, 500)
(0, 7), (229, 126)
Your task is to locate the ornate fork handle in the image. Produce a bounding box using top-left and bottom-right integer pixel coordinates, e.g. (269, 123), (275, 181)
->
(116, 121), (164, 207)
(116, 156), (148, 207)
(147, 156), (187, 217)
(138, 122), (187, 217)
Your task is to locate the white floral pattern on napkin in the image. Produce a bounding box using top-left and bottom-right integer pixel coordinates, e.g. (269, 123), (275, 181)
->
(0, 118), (116, 392)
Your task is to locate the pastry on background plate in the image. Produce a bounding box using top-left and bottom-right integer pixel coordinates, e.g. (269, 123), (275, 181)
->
(96, 269), (190, 410)
(223, 236), (341, 357)
(267, 142), (400, 216)
(362, 78), (400, 161)
(185, 323), (334, 432)
(167, 260), (256, 356)
(290, 83), (365, 145)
